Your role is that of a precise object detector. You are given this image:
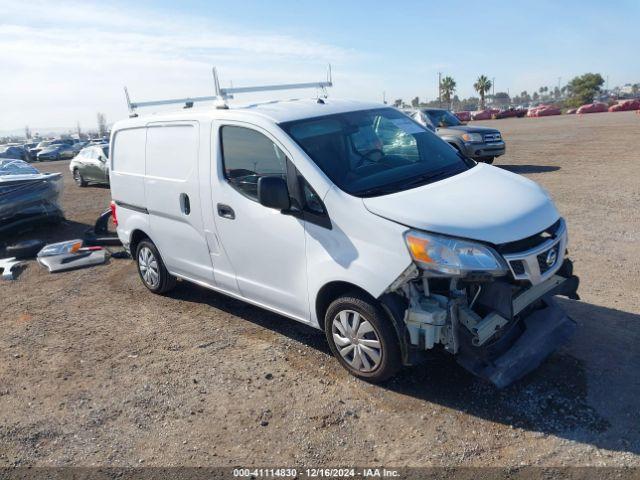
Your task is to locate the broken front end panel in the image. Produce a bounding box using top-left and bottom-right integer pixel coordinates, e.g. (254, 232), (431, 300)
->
(384, 219), (580, 388)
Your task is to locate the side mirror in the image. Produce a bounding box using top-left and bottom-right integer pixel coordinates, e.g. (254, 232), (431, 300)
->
(258, 176), (290, 210)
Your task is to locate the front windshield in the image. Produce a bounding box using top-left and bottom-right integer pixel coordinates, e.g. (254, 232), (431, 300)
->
(280, 108), (472, 197)
(425, 110), (462, 127)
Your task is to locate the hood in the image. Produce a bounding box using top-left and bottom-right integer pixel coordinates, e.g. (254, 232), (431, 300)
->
(438, 125), (498, 135)
(362, 163), (559, 245)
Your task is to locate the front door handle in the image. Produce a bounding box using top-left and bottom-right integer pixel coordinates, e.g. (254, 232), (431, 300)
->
(217, 203), (235, 219)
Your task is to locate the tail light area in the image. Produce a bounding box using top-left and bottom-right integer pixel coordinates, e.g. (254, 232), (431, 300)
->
(110, 200), (118, 226)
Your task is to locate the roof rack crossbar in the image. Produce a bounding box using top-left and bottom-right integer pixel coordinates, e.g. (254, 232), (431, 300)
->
(130, 95), (220, 109)
(125, 65), (333, 115)
(223, 81), (331, 96)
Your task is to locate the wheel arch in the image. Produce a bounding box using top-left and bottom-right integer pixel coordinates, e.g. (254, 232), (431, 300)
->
(129, 228), (151, 256)
(315, 281), (375, 332)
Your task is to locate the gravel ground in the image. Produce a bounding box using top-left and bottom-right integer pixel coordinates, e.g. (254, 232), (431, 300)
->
(1, 111), (639, 468)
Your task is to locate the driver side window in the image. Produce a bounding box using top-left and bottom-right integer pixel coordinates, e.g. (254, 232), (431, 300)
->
(220, 126), (288, 201)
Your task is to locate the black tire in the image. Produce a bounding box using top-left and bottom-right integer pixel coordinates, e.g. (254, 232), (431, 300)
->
(73, 168), (87, 187)
(4, 239), (46, 259)
(483, 157), (495, 164)
(135, 239), (176, 294)
(324, 292), (402, 383)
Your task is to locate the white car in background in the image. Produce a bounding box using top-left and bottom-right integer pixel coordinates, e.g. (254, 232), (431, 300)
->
(69, 144), (110, 187)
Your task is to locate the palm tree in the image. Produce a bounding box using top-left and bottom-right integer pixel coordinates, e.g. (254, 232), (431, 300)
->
(440, 76), (457, 109)
(474, 75), (492, 109)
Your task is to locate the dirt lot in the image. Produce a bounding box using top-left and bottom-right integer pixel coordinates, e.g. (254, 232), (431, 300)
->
(1, 111), (639, 468)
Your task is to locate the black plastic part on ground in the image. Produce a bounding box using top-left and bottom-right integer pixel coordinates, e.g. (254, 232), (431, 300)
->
(83, 208), (121, 247)
(3, 239), (45, 259)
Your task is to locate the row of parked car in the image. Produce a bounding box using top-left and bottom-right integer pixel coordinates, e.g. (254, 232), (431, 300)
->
(0, 137), (109, 163)
(454, 98), (640, 121)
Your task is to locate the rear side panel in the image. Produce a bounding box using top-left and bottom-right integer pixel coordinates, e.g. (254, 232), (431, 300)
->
(144, 121), (214, 284)
(110, 127), (150, 247)
(110, 127), (146, 209)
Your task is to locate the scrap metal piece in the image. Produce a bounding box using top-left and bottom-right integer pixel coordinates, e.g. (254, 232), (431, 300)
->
(458, 306), (509, 347)
(0, 160), (64, 235)
(472, 312), (509, 346)
(512, 274), (566, 316)
(37, 249), (107, 273)
(0, 257), (26, 280)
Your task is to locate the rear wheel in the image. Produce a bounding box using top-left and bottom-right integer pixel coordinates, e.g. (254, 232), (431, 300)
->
(73, 169), (87, 187)
(324, 292), (402, 382)
(136, 239), (176, 294)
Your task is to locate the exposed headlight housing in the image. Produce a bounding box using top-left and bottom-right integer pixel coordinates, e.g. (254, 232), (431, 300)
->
(461, 133), (483, 143)
(404, 230), (508, 277)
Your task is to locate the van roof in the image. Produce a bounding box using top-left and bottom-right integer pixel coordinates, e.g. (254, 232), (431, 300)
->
(114, 98), (387, 129)
(236, 98), (383, 123)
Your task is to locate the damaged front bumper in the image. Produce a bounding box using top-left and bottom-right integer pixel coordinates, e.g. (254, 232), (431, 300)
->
(382, 259), (580, 389)
(456, 274), (579, 388)
(457, 295), (576, 388)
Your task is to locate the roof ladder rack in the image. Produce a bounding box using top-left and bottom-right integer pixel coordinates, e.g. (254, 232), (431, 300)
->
(124, 66), (333, 116)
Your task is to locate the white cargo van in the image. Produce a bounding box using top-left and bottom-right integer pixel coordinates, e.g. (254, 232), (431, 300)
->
(110, 78), (579, 387)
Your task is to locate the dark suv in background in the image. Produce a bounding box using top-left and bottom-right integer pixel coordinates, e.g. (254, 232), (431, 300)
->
(410, 108), (505, 164)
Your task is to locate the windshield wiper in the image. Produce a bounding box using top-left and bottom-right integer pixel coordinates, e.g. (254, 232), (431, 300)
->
(354, 186), (398, 197)
(354, 168), (463, 197)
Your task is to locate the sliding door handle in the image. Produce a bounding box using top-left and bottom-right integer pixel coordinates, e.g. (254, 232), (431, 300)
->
(179, 193), (191, 215)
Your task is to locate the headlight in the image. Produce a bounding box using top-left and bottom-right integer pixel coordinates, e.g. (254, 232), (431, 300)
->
(461, 133), (483, 143)
(404, 230), (507, 277)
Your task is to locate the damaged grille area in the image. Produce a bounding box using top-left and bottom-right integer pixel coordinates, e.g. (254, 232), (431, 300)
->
(496, 219), (562, 255)
(510, 260), (526, 275)
(501, 219), (567, 285)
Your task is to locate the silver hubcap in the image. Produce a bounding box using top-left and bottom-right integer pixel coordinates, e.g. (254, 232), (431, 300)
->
(138, 246), (160, 288)
(331, 310), (382, 373)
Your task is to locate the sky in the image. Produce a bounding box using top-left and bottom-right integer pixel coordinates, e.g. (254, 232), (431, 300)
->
(1, 0), (639, 134)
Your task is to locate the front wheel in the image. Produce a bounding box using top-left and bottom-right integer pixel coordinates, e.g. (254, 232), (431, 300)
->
(136, 239), (176, 294)
(325, 293), (402, 382)
(73, 169), (87, 187)
(482, 157), (495, 164)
